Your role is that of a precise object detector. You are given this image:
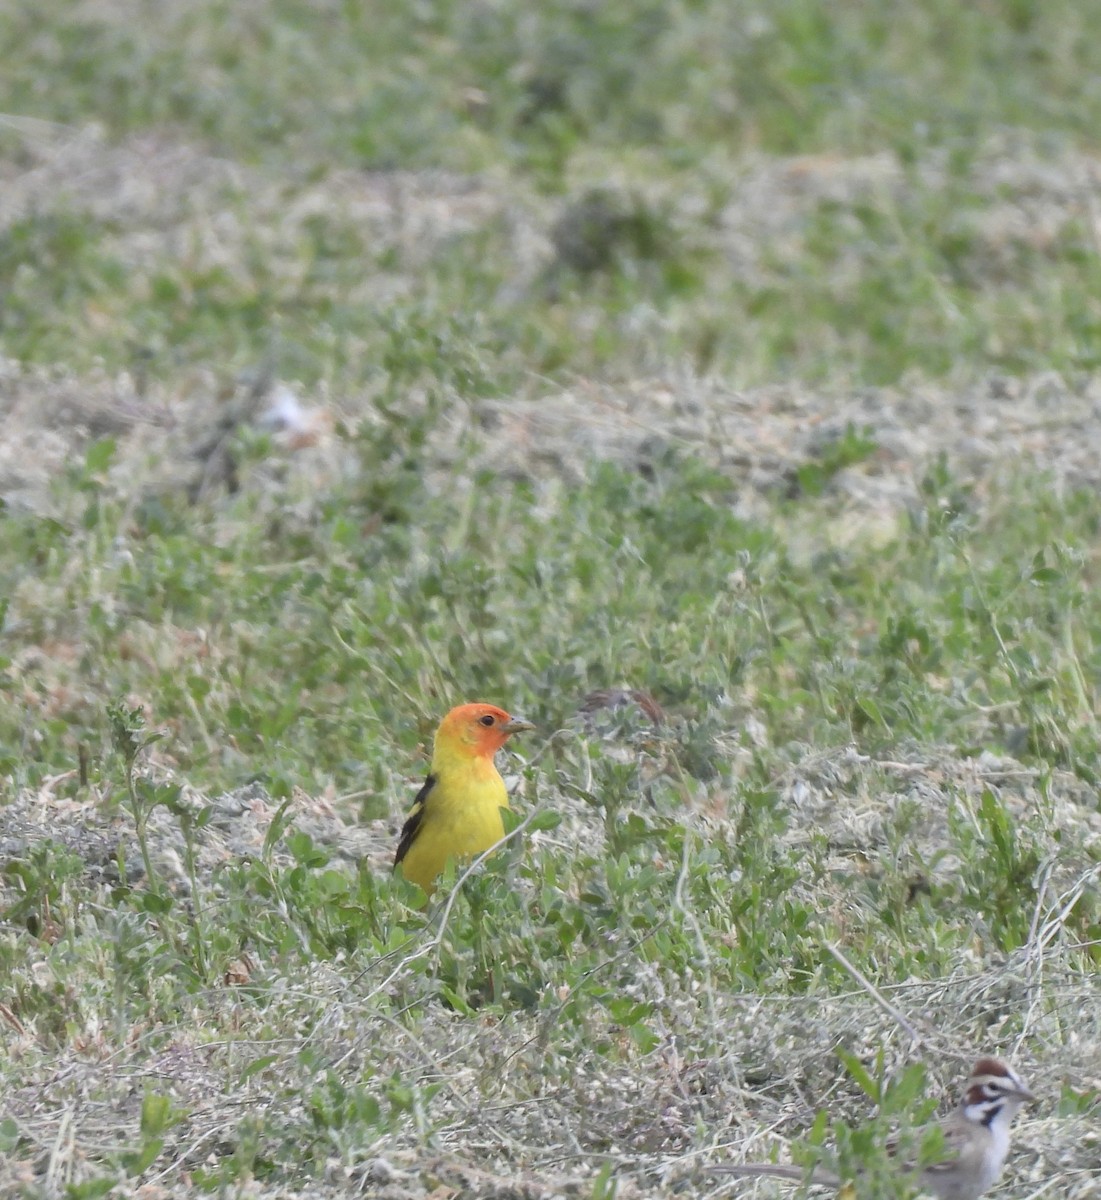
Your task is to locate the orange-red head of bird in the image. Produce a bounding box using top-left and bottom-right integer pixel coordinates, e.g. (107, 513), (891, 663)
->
(433, 703), (535, 760)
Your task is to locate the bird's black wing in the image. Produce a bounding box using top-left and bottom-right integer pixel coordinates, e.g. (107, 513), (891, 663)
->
(394, 773), (436, 868)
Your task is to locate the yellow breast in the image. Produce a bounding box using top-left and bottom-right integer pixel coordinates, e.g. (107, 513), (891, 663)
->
(398, 758), (509, 894)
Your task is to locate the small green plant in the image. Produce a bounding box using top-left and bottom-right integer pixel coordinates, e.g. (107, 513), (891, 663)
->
(791, 424), (880, 499)
(122, 1091), (184, 1177)
(0, 1115), (20, 1155)
(951, 786), (1041, 951)
(1, 841), (84, 939)
(108, 701), (173, 903)
(107, 700), (215, 978)
(830, 1052), (941, 1198)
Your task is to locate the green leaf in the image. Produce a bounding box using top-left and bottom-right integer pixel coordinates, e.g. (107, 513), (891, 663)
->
(123, 1136), (164, 1175)
(64, 1180), (118, 1199)
(854, 694), (888, 730)
(136, 891), (174, 916)
(140, 1093), (174, 1138)
(836, 1048), (880, 1102)
(527, 809), (564, 832)
(0, 1116), (19, 1153)
(881, 1062), (927, 1114)
(806, 1107), (830, 1147)
(263, 797), (296, 858)
(287, 831), (329, 868)
(978, 787), (1015, 867)
(239, 1054), (280, 1083)
(84, 436), (118, 475)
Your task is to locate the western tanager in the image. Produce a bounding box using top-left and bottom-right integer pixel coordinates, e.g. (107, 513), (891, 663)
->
(394, 703), (534, 895)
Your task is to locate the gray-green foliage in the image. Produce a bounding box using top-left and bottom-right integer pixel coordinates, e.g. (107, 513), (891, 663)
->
(1, 1), (1100, 1196)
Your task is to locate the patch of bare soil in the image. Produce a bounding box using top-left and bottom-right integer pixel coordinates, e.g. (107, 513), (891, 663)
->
(5, 358), (1101, 537)
(0, 123), (507, 257)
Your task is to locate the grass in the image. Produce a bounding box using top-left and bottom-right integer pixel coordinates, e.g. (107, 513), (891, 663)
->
(3, 2), (1101, 385)
(1, 1), (1100, 1197)
(8, 441), (1101, 798)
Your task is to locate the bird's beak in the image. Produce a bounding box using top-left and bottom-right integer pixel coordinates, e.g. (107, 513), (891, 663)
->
(502, 717), (535, 734)
(1012, 1082), (1037, 1104)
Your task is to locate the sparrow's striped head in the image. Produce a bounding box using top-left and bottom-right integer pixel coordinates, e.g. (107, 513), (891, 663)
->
(962, 1058), (1035, 1126)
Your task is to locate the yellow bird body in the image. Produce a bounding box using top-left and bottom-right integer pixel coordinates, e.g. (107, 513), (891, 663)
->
(394, 703), (533, 895)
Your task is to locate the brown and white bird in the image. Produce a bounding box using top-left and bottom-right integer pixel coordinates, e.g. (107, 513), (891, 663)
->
(713, 1058), (1035, 1200)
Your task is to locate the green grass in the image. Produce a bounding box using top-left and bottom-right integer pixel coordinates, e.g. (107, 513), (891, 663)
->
(2, 2), (1101, 384)
(2, 419), (1099, 1193)
(6, 438), (1101, 797)
(1, 1), (1101, 1197)
(4, 0), (1101, 169)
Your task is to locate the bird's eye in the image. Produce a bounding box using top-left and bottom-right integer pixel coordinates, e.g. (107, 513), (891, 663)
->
(478, 714), (496, 727)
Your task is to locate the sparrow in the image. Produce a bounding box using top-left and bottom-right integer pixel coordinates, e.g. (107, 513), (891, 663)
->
(713, 1057), (1035, 1200)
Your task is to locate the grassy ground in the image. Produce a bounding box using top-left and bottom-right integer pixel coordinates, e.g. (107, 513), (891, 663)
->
(1, 2), (1100, 1197)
